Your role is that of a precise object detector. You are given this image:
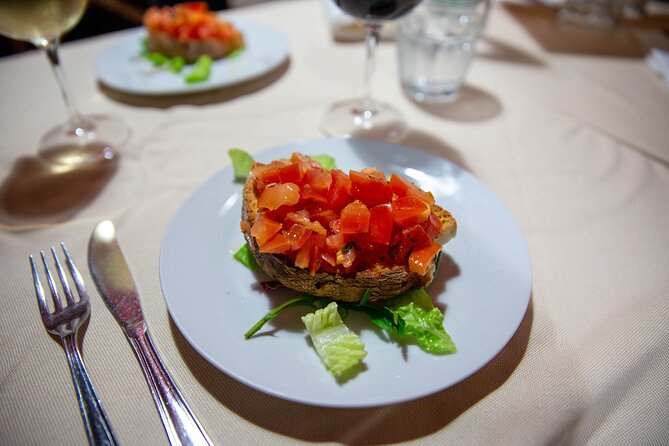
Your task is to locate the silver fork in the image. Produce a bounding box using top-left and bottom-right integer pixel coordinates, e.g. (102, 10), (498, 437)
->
(30, 244), (119, 446)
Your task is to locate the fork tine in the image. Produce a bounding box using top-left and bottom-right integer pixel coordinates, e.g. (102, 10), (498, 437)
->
(29, 255), (51, 320)
(51, 246), (76, 306)
(40, 250), (63, 312)
(61, 243), (89, 305)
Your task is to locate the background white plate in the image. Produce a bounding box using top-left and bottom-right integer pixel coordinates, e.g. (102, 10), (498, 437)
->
(94, 20), (289, 95)
(159, 138), (532, 407)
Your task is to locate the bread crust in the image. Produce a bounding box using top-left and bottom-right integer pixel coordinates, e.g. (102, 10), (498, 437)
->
(241, 169), (456, 302)
(146, 31), (242, 63)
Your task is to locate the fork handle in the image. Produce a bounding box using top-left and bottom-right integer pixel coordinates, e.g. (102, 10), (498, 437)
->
(62, 335), (119, 446)
(128, 329), (212, 446)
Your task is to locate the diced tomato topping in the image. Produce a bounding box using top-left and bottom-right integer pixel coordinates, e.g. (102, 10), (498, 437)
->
(391, 196), (431, 226)
(283, 223), (311, 250)
(423, 211), (443, 240)
(295, 243), (310, 269)
(300, 184), (329, 204)
(247, 152), (448, 276)
(349, 170), (393, 207)
(340, 201), (370, 234)
(143, 2), (243, 45)
(307, 168), (332, 192)
(251, 214), (282, 247)
(261, 233), (291, 254)
(389, 173), (435, 205)
(402, 224), (431, 249)
(285, 210), (326, 234)
(408, 241), (442, 275)
(251, 161), (283, 189)
(257, 183), (300, 211)
(368, 204), (393, 245)
(278, 162), (305, 184)
(328, 168), (352, 211)
(325, 233), (345, 251)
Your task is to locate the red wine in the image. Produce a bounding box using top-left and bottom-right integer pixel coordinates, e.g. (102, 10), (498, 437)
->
(335, 0), (422, 21)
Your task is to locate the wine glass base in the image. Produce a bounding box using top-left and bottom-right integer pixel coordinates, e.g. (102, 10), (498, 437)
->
(321, 99), (407, 142)
(38, 113), (130, 166)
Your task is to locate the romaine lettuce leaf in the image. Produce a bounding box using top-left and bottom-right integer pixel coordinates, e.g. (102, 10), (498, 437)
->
(389, 288), (456, 354)
(233, 243), (258, 271)
(228, 148), (255, 181)
(311, 154), (336, 170)
(301, 302), (367, 377)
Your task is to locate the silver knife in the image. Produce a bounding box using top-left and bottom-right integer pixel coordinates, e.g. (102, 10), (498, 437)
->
(88, 220), (213, 446)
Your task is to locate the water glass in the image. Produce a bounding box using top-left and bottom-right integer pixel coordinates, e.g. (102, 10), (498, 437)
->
(396, 0), (490, 103)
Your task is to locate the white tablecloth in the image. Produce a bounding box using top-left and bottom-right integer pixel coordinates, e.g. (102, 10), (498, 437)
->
(1, 0), (668, 444)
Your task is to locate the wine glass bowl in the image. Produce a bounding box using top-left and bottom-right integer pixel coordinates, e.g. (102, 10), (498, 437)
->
(322, 0), (423, 141)
(0, 0), (129, 166)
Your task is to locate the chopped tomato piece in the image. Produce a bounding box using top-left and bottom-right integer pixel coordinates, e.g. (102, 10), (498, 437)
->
(301, 184), (329, 204)
(307, 168), (332, 192)
(261, 233), (291, 254)
(283, 223), (311, 250)
(257, 182), (300, 211)
(349, 170), (393, 207)
(321, 250), (337, 267)
(340, 201), (370, 234)
(251, 214), (282, 247)
(295, 242), (310, 269)
(325, 233), (345, 251)
(290, 152), (322, 170)
(285, 210), (327, 234)
(408, 241), (442, 275)
(403, 224), (431, 248)
(278, 162), (305, 184)
(328, 168), (352, 211)
(423, 211), (443, 240)
(389, 173), (435, 205)
(368, 204), (393, 245)
(391, 196), (431, 227)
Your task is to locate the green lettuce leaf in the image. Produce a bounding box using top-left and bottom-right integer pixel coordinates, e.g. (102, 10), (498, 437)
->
(233, 243), (258, 271)
(228, 148), (255, 181)
(311, 154), (336, 170)
(185, 55), (212, 83)
(389, 288), (456, 354)
(301, 302), (367, 377)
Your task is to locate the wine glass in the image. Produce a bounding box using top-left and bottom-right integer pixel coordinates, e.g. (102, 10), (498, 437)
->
(0, 0), (129, 166)
(322, 0), (422, 141)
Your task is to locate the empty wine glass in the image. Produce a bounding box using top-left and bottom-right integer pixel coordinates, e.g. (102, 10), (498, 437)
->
(322, 0), (422, 141)
(0, 0), (129, 166)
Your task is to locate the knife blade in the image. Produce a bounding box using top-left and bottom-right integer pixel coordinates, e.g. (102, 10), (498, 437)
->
(89, 220), (213, 446)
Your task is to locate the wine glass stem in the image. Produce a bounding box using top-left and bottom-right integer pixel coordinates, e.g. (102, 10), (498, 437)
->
(40, 38), (84, 128)
(362, 22), (381, 114)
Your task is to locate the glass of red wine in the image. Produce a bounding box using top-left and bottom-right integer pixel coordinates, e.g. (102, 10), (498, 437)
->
(322, 0), (422, 140)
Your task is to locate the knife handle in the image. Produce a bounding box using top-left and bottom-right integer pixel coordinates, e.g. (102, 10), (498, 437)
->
(128, 329), (213, 446)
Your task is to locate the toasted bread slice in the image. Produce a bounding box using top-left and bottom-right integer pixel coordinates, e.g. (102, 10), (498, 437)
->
(241, 170), (456, 303)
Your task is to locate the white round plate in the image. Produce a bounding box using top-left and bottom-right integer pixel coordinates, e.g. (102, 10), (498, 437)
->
(94, 20), (288, 95)
(159, 138), (532, 407)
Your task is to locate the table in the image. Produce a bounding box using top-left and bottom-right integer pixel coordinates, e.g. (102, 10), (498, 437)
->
(1, 0), (668, 444)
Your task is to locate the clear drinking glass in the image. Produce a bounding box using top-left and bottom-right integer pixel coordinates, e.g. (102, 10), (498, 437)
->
(397, 0), (490, 103)
(0, 0), (129, 166)
(322, 0), (423, 141)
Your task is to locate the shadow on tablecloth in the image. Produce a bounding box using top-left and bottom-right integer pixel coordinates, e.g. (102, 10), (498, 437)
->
(0, 156), (119, 229)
